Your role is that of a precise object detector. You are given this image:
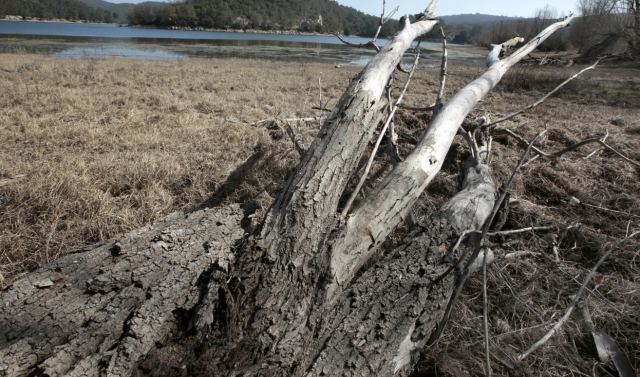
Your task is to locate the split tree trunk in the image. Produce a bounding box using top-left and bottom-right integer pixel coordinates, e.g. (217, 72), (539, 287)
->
(0, 6), (576, 377)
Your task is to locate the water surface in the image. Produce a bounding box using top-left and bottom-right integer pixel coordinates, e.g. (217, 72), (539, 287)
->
(0, 20), (483, 65)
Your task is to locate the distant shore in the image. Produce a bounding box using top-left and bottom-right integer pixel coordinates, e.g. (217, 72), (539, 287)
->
(127, 25), (346, 37)
(1, 16), (113, 25)
(1, 16), (354, 37)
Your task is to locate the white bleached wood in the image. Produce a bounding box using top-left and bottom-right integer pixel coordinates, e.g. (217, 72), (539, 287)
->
(487, 36), (525, 67)
(327, 14), (575, 299)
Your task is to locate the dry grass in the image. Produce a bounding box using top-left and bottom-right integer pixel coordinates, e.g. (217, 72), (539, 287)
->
(0, 54), (359, 278)
(1, 53), (639, 376)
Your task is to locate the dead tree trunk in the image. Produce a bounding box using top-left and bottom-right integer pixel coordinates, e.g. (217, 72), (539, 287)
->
(0, 4), (576, 376)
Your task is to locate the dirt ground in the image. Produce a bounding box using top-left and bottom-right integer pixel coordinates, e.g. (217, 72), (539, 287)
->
(0, 53), (639, 376)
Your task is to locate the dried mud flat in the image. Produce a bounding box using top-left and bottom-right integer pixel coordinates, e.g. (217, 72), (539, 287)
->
(0, 53), (639, 376)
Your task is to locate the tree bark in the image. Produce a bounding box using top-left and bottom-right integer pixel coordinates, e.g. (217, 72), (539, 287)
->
(0, 205), (245, 377)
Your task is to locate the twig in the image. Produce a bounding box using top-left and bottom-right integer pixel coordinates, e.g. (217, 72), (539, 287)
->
(500, 128), (640, 168)
(504, 251), (543, 259)
(434, 26), (448, 116)
(517, 231), (640, 361)
(584, 130), (609, 159)
(286, 124), (306, 157)
(478, 131), (546, 377)
(398, 103), (436, 112)
(580, 202), (640, 219)
(318, 77), (323, 112)
(312, 106), (332, 113)
(252, 117), (317, 127)
(334, 0), (398, 52)
(386, 80), (402, 163)
(341, 44), (422, 219)
(486, 60), (600, 128)
(486, 225), (556, 237)
(482, 245), (492, 377)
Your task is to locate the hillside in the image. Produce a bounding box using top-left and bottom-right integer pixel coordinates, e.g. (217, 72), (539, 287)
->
(441, 13), (523, 26)
(81, 0), (131, 22)
(126, 0), (397, 36)
(0, 0), (118, 22)
(80, 0), (164, 23)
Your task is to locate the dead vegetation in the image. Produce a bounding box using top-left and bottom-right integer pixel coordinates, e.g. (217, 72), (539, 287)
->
(0, 54), (347, 279)
(0, 52), (639, 376)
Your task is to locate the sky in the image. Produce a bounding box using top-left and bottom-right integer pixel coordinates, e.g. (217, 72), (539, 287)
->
(106, 0), (578, 17)
(337, 0), (577, 17)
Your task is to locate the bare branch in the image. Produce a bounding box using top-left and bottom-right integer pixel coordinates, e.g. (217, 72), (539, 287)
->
(581, 202), (640, 219)
(486, 60), (601, 128)
(500, 128), (640, 168)
(398, 103), (436, 112)
(584, 129), (609, 159)
(487, 36), (525, 67)
(286, 124), (306, 157)
(487, 225), (556, 237)
(386, 80), (403, 163)
(482, 244), (492, 377)
(518, 231), (640, 361)
(334, 0), (401, 52)
(334, 34), (380, 51)
(423, 0), (438, 19)
(434, 26), (448, 115)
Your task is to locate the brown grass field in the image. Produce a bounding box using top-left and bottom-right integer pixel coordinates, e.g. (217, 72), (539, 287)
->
(0, 53), (639, 376)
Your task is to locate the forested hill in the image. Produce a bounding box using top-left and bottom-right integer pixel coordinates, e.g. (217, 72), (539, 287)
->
(128, 0), (397, 36)
(0, 0), (118, 23)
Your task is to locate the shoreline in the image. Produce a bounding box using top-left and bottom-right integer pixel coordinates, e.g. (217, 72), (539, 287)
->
(138, 24), (339, 37)
(0, 17), (359, 38)
(0, 16), (113, 25)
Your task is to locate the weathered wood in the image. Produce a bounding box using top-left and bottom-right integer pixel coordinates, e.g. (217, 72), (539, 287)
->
(325, 15), (576, 301)
(0, 205), (244, 377)
(301, 159), (497, 377)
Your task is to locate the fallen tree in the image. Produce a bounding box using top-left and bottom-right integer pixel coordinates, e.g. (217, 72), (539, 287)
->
(1, 3), (600, 376)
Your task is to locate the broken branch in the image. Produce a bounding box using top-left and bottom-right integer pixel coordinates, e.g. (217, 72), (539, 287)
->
(500, 128), (640, 168)
(434, 26), (448, 115)
(486, 60), (601, 128)
(334, 0), (399, 52)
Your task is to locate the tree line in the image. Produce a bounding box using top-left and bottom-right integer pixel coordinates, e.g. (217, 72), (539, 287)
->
(443, 1), (639, 57)
(0, 0), (118, 23)
(128, 0), (397, 36)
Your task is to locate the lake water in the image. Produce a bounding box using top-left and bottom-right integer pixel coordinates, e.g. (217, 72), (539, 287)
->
(0, 20), (483, 65)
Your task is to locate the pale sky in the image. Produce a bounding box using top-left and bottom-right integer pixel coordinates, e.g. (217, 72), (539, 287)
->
(338, 0), (577, 17)
(107, 0), (578, 17)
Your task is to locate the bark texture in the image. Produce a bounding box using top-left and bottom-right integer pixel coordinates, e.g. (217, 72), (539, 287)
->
(0, 205), (244, 377)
